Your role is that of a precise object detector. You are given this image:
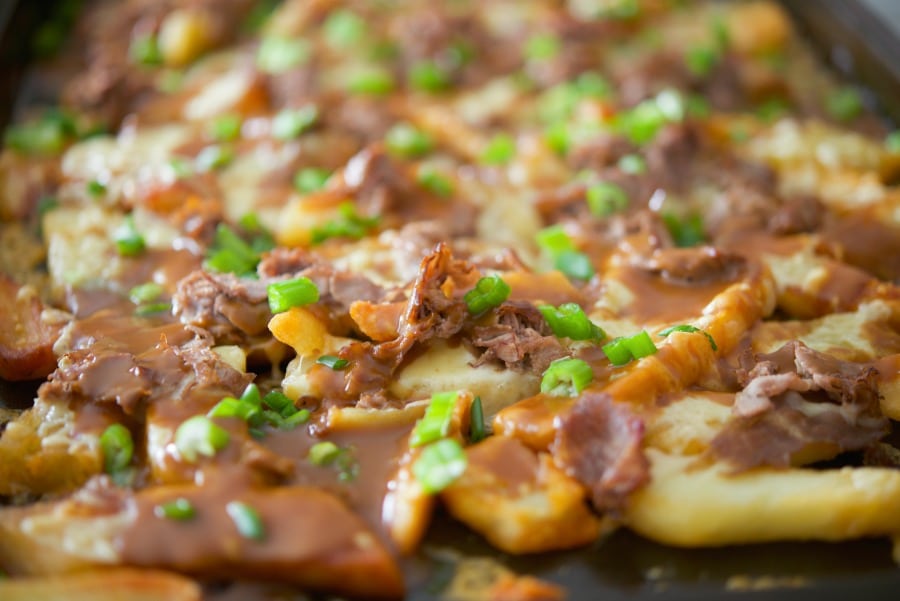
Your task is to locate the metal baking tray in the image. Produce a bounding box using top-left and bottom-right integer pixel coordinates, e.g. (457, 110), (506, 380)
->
(2, 1), (899, 600)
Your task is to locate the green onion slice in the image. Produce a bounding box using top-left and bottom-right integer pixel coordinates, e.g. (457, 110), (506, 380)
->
(226, 501), (265, 540)
(129, 282), (164, 304)
(618, 153), (647, 174)
(410, 60), (451, 92)
(174, 416), (230, 462)
(310, 202), (380, 244)
(257, 36), (310, 74)
(308, 441), (342, 466)
(825, 86), (863, 122)
(480, 134), (515, 165)
(602, 337), (632, 366)
(317, 355), (349, 370)
(623, 330), (657, 359)
(464, 275), (511, 315)
(271, 105), (319, 140)
(347, 65), (395, 96)
(154, 498), (196, 521)
(100, 423), (133, 475)
(540, 357), (593, 397)
(267, 276), (319, 313)
(417, 167), (454, 197)
(293, 167), (331, 193)
(114, 215), (146, 257)
(555, 250), (595, 281)
(412, 438), (468, 494)
(323, 9), (367, 49)
(410, 391), (459, 447)
(658, 324), (718, 351)
(209, 114), (242, 142)
(385, 123), (433, 158)
(535, 225), (576, 257)
(469, 396), (485, 443)
(586, 182), (629, 217)
(538, 303), (604, 341)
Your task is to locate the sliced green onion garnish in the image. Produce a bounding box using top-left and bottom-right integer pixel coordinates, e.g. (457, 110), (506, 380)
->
(658, 324), (718, 351)
(686, 94), (711, 118)
(308, 441), (342, 466)
(100, 423), (133, 475)
(602, 337), (632, 366)
(685, 45), (718, 77)
(226, 501), (265, 540)
(209, 114), (242, 142)
(412, 438), (467, 494)
(525, 33), (561, 61)
(469, 396), (485, 443)
(885, 131), (900, 153)
(540, 357), (593, 397)
(86, 180), (107, 198)
(310, 202), (380, 244)
(826, 86), (863, 122)
(262, 390), (297, 416)
(267, 276), (319, 313)
(417, 167), (454, 197)
(323, 9), (367, 48)
(586, 182), (628, 217)
(618, 153), (647, 174)
(538, 303), (604, 341)
(4, 109), (78, 156)
(755, 98), (789, 122)
(174, 415), (230, 462)
(154, 498), (196, 521)
(410, 60), (451, 92)
(114, 215), (146, 257)
(134, 302), (171, 316)
(480, 134), (515, 165)
(347, 65), (395, 95)
(208, 396), (262, 425)
(316, 355), (349, 370)
(37, 195), (59, 218)
(385, 123), (433, 158)
(195, 144), (234, 172)
(271, 105), (318, 141)
(205, 224), (260, 275)
(129, 282), (164, 304)
(464, 275), (511, 315)
(662, 212), (705, 247)
(129, 33), (162, 66)
(535, 225), (576, 256)
(257, 36), (310, 74)
(623, 330), (657, 359)
(293, 167), (331, 193)
(555, 250), (595, 281)
(543, 122), (570, 156)
(410, 391), (459, 447)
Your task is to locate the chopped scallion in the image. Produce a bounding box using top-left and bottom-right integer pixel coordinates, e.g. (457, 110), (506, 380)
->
(347, 65), (395, 95)
(535, 225), (575, 256)
(469, 396), (485, 443)
(412, 438), (467, 494)
(826, 86), (863, 122)
(226, 501), (265, 540)
(317, 355), (349, 370)
(209, 114), (242, 142)
(885, 131), (900, 153)
(538, 303), (604, 341)
(410, 391), (459, 447)
(464, 275), (511, 315)
(174, 415), (230, 462)
(308, 441), (342, 466)
(385, 123), (433, 158)
(658, 324), (718, 351)
(271, 105), (319, 141)
(540, 357), (593, 397)
(114, 215), (146, 257)
(267, 276), (319, 313)
(134, 302), (171, 316)
(204, 224), (260, 275)
(662, 212), (705, 247)
(310, 202), (380, 244)
(480, 134), (515, 165)
(555, 250), (595, 281)
(129, 282), (164, 304)
(618, 153), (647, 174)
(154, 498), (196, 521)
(293, 167), (331, 193)
(86, 180), (107, 198)
(323, 9), (367, 48)
(685, 45), (718, 77)
(257, 36), (310, 74)
(417, 167), (454, 197)
(410, 60), (451, 92)
(586, 182), (628, 217)
(602, 337), (632, 366)
(525, 33), (561, 61)
(195, 144), (234, 172)
(130, 33), (162, 66)
(623, 330), (657, 359)
(100, 423), (133, 475)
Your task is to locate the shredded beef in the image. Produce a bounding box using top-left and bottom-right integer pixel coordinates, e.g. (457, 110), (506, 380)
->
(257, 247), (318, 279)
(469, 301), (566, 374)
(638, 246), (746, 286)
(767, 195), (825, 235)
(712, 341), (887, 471)
(552, 392), (649, 513)
(172, 271), (270, 343)
(39, 319), (250, 417)
(374, 243), (474, 365)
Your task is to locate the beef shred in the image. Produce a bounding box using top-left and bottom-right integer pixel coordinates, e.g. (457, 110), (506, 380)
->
(552, 392), (649, 512)
(711, 341), (887, 471)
